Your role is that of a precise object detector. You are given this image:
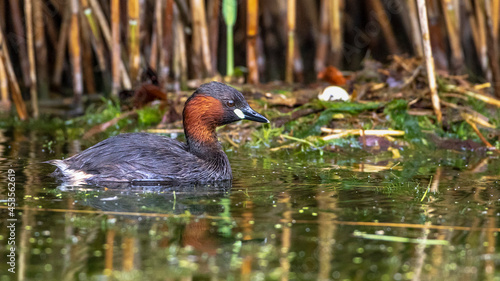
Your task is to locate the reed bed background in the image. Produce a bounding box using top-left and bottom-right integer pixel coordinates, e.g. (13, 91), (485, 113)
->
(0, 0), (499, 120)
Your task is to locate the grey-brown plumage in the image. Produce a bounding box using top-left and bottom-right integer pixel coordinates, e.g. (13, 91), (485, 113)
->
(47, 82), (269, 186)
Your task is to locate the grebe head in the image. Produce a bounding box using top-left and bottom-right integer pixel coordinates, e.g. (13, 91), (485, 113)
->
(183, 82), (269, 144)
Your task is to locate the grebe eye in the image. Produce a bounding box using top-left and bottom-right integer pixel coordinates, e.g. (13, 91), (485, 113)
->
(227, 100), (235, 107)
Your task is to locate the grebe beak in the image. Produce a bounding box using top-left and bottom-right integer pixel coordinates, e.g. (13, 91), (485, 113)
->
(235, 107), (270, 123)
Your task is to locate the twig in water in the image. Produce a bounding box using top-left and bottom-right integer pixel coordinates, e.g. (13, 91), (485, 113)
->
(420, 176), (432, 202)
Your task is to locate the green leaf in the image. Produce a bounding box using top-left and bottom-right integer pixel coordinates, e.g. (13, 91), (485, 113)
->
(222, 0), (237, 27)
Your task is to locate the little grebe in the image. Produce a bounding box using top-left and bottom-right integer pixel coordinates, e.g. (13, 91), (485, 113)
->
(48, 82), (269, 185)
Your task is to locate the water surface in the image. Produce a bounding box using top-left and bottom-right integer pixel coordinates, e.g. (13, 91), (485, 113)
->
(0, 129), (499, 280)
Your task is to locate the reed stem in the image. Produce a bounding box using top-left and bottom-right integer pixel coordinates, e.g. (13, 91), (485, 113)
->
(406, 0), (423, 57)
(208, 0), (220, 72)
(111, 0), (120, 95)
(89, 0), (131, 89)
(128, 0), (140, 84)
(80, 10), (96, 94)
(70, 0), (83, 111)
(25, 0), (39, 117)
(160, 0), (174, 84)
(315, 0), (329, 73)
(8, 0), (31, 87)
(53, 4), (70, 87)
(440, 0), (463, 71)
(246, 0), (259, 84)
(483, 0), (500, 98)
(0, 28), (28, 120)
(223, 0), (236, 77)
(417, 0), (442, 124)
(0, 47), (9, 110)
(34, 0), (48, 100)
(286, 0), (296, 83)
(330, 0), (343, 66)
(370, 0), (400, 54)
(226, 24), (234, 77)
(81, 0), (107, 92)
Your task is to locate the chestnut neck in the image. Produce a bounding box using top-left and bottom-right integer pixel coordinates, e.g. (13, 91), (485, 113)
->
(183, 95), (226, 162)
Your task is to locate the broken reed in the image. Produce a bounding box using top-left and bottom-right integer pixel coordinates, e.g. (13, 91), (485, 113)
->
(0, 0), (500, 120)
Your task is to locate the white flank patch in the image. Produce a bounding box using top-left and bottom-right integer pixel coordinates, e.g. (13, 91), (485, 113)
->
(52, 160), (93, 185)
(65, 169), (93, 186)
(234, 109), (245, 119)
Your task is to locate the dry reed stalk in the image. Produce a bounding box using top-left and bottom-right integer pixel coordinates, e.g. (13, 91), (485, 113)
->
(111, 0), (120, 95)
(8, 0), (31, 87)
(173, 4), (187, 90)
(330, 0), (342, 66)
(43, 8), (59, 46)
(315, 0), (329, 73)
(417, 0), (442, 124)
(25, 0), (39, 118)
(472, 0), (488, 74)
(149, 24), (158, 71)
(464, 0), (481, 58)
(293, 40), (304, 82)
(246, 0), (259, 84)
(0, 29), (28, 120)
(154, 0), (163, 74)
(321, 128), (405, 141)
(406, 0), (423, 56)
(47, 0), (64, 13)
(34, 0), (48, 100)
(81, 0), (107, 72)
(493, 0), (500, 39)
(440, 0), (463, 71)
(208, 0), (220, 72)
(80, 12), (96, 94)
(0, 0), (5, 29)
(53, 4), (70, 87)
(483, 0), (500, 98)
(190, 0), (206, 78)
(70, 0), (83, 109)
(128, 0), (140, 84)
(149, 0), (161, 71)
(198, 0), (213, 76)
(369, 0), (400, 54)
(0, 51), (9, 110)
(160, 0), (174, 83)
(89, 0), (131, 89)
(286, 0), (296, 83)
